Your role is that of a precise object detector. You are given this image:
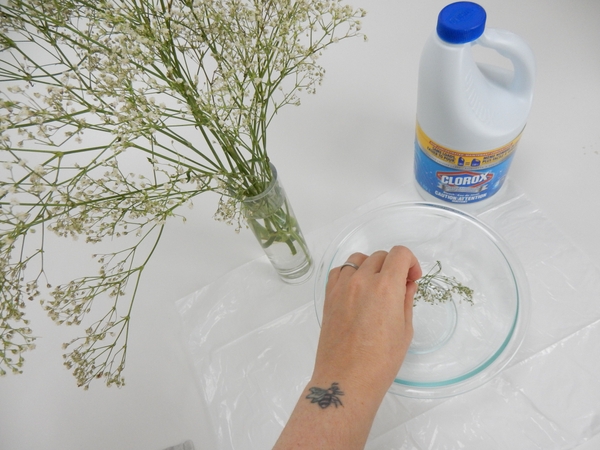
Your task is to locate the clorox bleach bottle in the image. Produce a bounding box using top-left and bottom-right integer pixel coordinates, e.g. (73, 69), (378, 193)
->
(414, 1), (535, 209)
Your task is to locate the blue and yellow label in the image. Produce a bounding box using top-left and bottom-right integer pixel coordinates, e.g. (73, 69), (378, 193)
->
(414, 123), (521, 204)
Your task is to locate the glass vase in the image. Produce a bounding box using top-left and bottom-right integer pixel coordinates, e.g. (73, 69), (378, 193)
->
(241, 165), (313, 284)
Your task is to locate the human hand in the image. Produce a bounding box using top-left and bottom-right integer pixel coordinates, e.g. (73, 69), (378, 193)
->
(273, 246), (421, 449)
(312, 246), (422, 399)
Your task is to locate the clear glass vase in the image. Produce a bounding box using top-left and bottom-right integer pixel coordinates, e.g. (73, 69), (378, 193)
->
(241, 165), (313, 284)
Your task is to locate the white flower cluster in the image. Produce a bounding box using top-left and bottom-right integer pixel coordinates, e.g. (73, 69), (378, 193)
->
(0, 0), (365, 388)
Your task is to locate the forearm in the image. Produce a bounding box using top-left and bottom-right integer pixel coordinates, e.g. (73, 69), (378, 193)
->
(273, 375), (385, 449)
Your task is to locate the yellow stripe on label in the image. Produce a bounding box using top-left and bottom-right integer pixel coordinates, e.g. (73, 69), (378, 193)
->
(416, 123), (522, 170)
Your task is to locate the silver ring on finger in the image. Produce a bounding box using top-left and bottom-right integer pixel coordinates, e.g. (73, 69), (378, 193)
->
(341, 262), (359, 270)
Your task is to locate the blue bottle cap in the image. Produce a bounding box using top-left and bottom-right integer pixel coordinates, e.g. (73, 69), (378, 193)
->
(437, 2), (487, 44)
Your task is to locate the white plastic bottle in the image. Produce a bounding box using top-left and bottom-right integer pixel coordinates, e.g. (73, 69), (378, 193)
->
(414, 1), (535, 210)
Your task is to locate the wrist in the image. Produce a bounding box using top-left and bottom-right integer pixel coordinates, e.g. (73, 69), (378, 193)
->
(274, 375), (384, 449)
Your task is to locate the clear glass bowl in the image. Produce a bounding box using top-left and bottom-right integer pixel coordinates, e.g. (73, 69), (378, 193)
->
(314, 202), (530, 399)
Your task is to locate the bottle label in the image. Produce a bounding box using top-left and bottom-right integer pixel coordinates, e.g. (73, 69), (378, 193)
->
(414, 123), (522, 204)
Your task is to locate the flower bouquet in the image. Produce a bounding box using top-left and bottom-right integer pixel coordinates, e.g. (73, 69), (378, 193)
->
(0, 0), (365, 388)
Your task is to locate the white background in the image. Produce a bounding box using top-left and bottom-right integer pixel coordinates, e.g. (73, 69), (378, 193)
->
(1, 1), (599, 449)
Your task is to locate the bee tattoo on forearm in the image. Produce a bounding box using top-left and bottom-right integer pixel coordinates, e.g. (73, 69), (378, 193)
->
(306, 382), (344, 409)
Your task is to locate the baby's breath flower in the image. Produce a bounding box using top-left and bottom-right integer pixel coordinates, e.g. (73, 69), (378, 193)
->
(414, 261), (475, 306)
(0, 0), (366, 388)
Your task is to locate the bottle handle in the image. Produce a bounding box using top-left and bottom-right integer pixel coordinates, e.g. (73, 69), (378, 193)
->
(476, 28), (535, 100)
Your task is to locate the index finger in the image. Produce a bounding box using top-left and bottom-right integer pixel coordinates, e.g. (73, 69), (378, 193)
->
(380, 245), (422, 283)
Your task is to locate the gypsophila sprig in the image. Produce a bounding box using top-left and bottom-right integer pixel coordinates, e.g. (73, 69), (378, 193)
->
(414, 261), (475, 306)
(0, 0), (366, 388)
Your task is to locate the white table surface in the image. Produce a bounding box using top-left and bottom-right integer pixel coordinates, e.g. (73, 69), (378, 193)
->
(1, 1), (599, 449)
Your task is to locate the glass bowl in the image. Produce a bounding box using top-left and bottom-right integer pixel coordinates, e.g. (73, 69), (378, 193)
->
(313, 202), (530, 399)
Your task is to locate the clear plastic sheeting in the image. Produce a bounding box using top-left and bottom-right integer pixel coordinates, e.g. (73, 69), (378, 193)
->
(176, 183), (600, 449)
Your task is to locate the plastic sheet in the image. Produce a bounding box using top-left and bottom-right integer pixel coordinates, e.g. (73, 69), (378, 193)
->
(176, 182), (600, 449)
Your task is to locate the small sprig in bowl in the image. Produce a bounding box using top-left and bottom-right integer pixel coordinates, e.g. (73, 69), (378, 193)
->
(414, 260), (474, 307)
